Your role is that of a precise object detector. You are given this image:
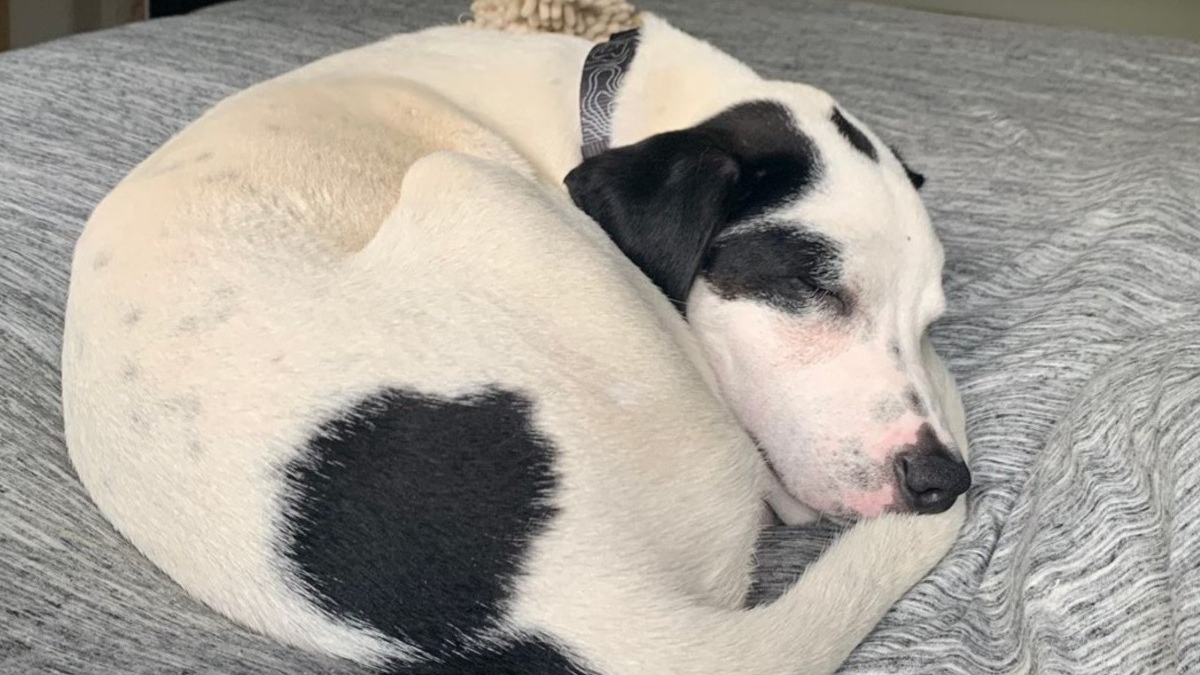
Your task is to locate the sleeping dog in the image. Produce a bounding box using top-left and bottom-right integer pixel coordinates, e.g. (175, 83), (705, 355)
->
(62, 14), (970, 675)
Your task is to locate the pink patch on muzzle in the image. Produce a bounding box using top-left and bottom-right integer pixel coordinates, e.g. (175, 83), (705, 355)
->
(841, 486), (897, 518)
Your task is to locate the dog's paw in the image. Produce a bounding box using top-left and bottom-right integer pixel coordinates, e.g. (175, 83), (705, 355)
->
(831, 500), (966, 587)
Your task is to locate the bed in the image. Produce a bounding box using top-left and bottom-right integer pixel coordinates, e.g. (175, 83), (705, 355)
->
(2, 0), (1198, 672)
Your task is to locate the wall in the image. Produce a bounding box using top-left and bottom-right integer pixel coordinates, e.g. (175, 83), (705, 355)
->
(3, 0), (1198, 50)
(4, 0), (144, 50)
(849, 0), (1200, 41)
(0, 1), (9, 51)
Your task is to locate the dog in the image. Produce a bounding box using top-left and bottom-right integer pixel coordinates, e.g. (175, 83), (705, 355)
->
(61, 14), (971, 675)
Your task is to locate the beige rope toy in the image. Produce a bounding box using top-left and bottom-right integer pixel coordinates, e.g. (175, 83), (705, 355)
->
(466, 0), (643, 41)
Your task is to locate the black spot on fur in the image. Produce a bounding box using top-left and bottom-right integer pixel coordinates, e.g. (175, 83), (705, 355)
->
(888, 145), (926, 190)
(92, 252), (111, 270)
(121, 308), (142, 326)
(206, 286), (239, 324)
(213, 304), (235, 324)
(565, 101), (821, 307)
(397, 636), (596, 675)
(834, 438), (885, 491)
(889, 342), (902, 360)
(700, 225), (849, 315)
(905, 388), (926, 415)
(201, 169), (241, 186)
(870, 397), (906, 424)
(169, 394), (201, 420)
(283, 387), (560, 657)
(831, 108), (877, 161)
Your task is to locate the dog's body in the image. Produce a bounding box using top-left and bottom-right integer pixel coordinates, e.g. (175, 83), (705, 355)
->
(62, 17), (969, 675)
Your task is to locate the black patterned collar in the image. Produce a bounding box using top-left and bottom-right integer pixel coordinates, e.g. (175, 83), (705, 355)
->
(578, 28), (641, 159)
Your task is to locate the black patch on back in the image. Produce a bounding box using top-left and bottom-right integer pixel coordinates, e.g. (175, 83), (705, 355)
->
(565, 100), (822, 307)
(282, 387), (560, 656)
(700, 224), (849, 315)
(831, 108), (878, 162)
(396, 636), (596, 675)
(888, 144), (926, 190)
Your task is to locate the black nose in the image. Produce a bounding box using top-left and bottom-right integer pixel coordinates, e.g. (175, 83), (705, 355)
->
(896, 450), (971, 515)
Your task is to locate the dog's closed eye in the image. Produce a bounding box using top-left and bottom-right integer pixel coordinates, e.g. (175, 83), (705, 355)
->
(786, 277), (849, 315)
(700, 225), (848, 315)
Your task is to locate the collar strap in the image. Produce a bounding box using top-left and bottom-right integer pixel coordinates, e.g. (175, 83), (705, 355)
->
(579, 28), (641, 159)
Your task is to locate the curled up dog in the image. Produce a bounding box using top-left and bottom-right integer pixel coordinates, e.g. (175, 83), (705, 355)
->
(61, 13), (971, 675)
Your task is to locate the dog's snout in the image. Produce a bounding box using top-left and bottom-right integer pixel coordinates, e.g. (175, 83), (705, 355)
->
(894, 424), (971, 514)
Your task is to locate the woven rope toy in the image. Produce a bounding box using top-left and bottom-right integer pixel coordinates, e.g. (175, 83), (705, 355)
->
(466, 0), (643, 41)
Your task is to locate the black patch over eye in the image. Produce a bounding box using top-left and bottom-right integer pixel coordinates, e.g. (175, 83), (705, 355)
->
(700, 225), (850, 315)
(565, 100), (823, 308)
(831, 108), (878, 162)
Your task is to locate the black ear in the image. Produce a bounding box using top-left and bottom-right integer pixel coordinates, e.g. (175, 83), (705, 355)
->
(902, 163), (926, 190)
(888, 144), (926, 190)
(564, 130), (742, 306)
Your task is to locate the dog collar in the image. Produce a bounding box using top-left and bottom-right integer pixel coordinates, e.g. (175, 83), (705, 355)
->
(579, 28), (641, 159)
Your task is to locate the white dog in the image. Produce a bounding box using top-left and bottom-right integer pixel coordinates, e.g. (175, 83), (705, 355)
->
(62, 14), (970, 675)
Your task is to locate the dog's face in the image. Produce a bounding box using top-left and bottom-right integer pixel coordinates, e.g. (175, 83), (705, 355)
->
(566, 89), (970, 521)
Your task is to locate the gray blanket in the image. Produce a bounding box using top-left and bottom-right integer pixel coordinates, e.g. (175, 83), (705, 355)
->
(2, 0), (1198, 673)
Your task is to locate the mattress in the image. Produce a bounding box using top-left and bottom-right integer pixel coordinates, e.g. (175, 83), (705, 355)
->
(1, 0), (1198, 672)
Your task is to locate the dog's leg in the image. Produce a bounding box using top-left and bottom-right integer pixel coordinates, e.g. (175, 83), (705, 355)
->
(741, 505), (965, 674)
(527, 504), (964, 675)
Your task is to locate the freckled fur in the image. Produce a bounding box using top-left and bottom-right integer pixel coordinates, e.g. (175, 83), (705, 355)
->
(871, 396), (907, 424)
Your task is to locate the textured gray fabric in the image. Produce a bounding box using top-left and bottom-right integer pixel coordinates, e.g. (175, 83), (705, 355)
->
(1, 0), (1198, 673)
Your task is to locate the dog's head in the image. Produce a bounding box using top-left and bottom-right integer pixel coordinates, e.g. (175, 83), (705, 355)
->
(565, 21), (970, 522)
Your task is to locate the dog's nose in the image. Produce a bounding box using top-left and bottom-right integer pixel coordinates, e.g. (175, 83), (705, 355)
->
(894, 425), (971, 514)
(896, 453), (971, 514)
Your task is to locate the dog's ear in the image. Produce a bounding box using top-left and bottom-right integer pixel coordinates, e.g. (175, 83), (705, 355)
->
(564, 130), (741, 306)
(888, 145), (926, 190)
(901, 162), (926, 190)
